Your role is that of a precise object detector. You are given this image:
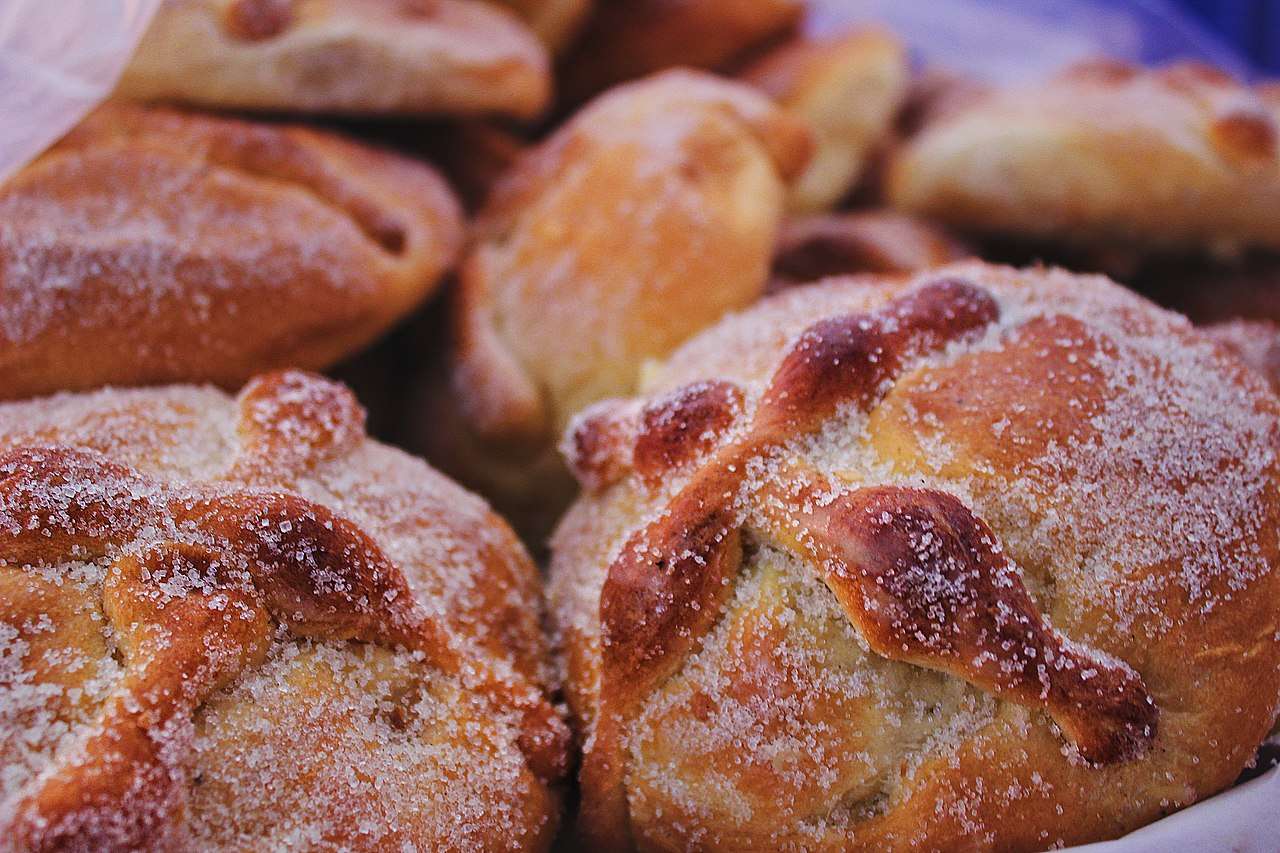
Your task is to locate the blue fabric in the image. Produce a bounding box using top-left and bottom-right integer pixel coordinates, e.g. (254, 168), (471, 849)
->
(809, 0), (1257, 82)
(1168, 0), (1276, 72)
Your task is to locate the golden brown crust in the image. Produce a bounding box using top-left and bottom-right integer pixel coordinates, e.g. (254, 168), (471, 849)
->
(576, 279), (1144, 848)
(888, 60), (1280, 253)
(739, 28), (910, 211)
(567, 380), (746, 494)
(550, 261), (1280, 850)
(0, 371), (567, 851)
(0, 102), (463, 402)
(118, 0), (551, 118)
(422, 70), (810, 542)
(770, 210), (972, 291)
(760, 483), (1155, 764)
(488, 0), (592, 50)
(558, 0), (803, 105)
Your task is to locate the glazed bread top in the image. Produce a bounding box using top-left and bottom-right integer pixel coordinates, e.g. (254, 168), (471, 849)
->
(118, 0), (551, 118)
(452, 69), (811, 450)
(550, 261), (1280, 850)
(0, 102), (463, 401)
(0, 370), (568, 851)
(888, 60), (1280, 253)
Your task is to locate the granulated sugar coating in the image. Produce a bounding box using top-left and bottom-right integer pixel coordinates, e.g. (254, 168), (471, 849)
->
(0, 102), (464, 402)
(549, 261), (1280, 851)
(0, 370), (566, 851)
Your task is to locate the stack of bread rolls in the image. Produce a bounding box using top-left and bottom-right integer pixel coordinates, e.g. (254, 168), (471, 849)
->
(1, 2), (1278, 850)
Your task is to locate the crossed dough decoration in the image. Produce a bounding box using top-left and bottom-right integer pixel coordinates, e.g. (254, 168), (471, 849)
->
(567, 278), (1159, 847)
(0, 372), (568, 852)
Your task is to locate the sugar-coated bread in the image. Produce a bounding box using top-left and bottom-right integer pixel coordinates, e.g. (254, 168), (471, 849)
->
(421, 70), (811, 541)
(888, 60), (1280, 253)
(0, 370), (568, 851)
(558, 0), (803, 105)
(770, 210), (971, 290)
(118, 0), (551, 118)
(550, 261), (1280, 850)
(740, 28), (910, 212)
(0, 102), (463, 401)
(1203, 319), (1280, 393)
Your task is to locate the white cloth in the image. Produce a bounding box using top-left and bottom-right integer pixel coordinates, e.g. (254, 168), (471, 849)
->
(0, 0), (160, 183)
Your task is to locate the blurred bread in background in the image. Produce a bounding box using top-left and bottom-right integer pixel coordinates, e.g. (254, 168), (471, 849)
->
(489, 0), (592, 51)
(0, 102), (463, 401)
(558, 0), (803, 105)
(417, 70), (811, 542)
(770, 209), (971, 290)
(739, 28), (910, 211)
(888, 59), (1280, 255)
(415, 120), (527, 211)
(118, 0), (552, 118)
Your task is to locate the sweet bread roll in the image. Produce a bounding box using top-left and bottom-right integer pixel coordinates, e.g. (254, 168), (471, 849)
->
(0, 102), (463, 402)
(770, 210), (971, 291)
(550, 261), (1280, 849)
(489, 0), (591, 51)
(888, 60), (1280, 253)
(558, 0), (803, 105)
(740, 29), (910, 212)
(0, 370), (568, 850)
(423, 69), (811, 541)
(1203, 319), (1280, 393)
(118, 0), (551, 118)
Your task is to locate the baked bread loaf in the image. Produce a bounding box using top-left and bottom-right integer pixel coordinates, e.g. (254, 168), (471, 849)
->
(489, 0), (591, 51)
(0, 102), (463, 402)
(888, 60), (1280, 253)
(118, 0), (551, 118)
(558, 0), (803, 105)
(1203, 319), (1280, 393)
(550, 261), (1280, 849)
(740, 29), (910, 212)
(422, 70), (811, 541)
(770, 210), (971, 291)
(0, 370), (568, 850)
